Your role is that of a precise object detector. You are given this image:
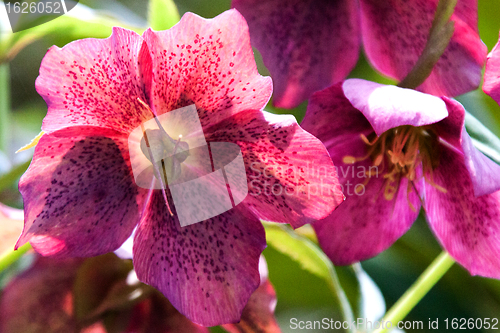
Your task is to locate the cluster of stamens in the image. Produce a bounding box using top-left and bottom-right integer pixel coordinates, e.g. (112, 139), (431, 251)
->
(343, 125), (446, 207)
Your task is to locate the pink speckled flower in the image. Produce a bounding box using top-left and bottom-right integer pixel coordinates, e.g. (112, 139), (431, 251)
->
(302, 78), (500, 278)
(233, 0), (487, 108)
(17, 10), (343, 326)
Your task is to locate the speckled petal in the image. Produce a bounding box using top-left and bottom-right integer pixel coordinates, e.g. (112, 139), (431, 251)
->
(36, 27), (152, 134)
(17, 126), (148, 257)
(132, 191), (266, 327)
(483, 35), (500, 105)
(204, 109), (344, 229)
(342, 79), (448, 136)
(424, 145), (500, 278)
(142, 10), (272, 128)
(222, 272), (280, 332)
(0, 257), (83, 333)
(233, 0), (359, 109)
(360, 0), (486, 97)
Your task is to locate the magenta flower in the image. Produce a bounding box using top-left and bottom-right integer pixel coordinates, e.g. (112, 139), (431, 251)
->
(232, 0), (487, 108)
(17, 10), (343, 326)
(301, 78), (500, 278)
(483, 34), (500, 105)
(0, 254), (279, 333)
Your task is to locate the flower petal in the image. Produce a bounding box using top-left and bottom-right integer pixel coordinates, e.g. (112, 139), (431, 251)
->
(313, 162), (422, 265)
(0, 257), (83, 333)
(133, 191), (266, 327)
(142, 10), (272, 127)
(0, 204), (24, 254)
(232, 0), (359, 108)
(205, 110), (344, 228)
(18, 126), (148, 257)
(342, 79), (448, 136)
(459, 127), (500, 197)
(301, 83), (374, 153)
(424, 145), (500, 278)
(483, 35), (500, 105)
(359, 0), (486, 97)
(36, 27), (152, 134)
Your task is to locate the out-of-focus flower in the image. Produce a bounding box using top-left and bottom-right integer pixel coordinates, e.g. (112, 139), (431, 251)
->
(17, 10), (343, 326)
(301, 78), (500, 278)
(233, 0), (487, 108)
(0, 254), (280, 333)
(0, 204), (24, 254)
(483, 33), (500, 105)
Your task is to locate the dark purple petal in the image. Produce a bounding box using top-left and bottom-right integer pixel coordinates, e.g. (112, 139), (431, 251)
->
(233, 0), (360, 108)
(342, 79), (448, 135)
(205, 110), (344, 229)
(36, 27), (152, 134)
(360, 0), (486, 97)
(424, 145), (500, 278)
(132, 191), (266, 327)
(142, 10), (272, 128)
(18, 126), (148, 257)
(483, 34), (500, 105)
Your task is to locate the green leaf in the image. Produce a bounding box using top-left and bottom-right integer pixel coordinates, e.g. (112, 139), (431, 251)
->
(398, 0), (457, 89)
(337, 264), (386, 325)
(465, 111), (500, 164)
(263, 222), (355, 330)
(148, 0), (180, 31)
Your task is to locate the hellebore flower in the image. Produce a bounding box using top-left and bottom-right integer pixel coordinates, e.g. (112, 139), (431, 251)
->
(232, 0), (487, 108)
(17, 10), (343, 326)
(0, 253), (279, 333)
(301, 78), (500, 278)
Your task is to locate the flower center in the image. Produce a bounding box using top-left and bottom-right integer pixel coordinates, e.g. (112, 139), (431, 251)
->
(343, 125), (446, 205)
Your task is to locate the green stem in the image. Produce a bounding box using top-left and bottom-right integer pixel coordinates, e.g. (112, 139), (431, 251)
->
(0, 63), (10, 152)
(0, 243), (32, 273)
(373, 251), (455, 333)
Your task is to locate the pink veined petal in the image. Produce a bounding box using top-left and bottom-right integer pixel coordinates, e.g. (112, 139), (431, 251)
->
(424, 145), (500, 279)
(132, 190), (266, 327)
(0, 256), (83, 333)
(459, 127), (500, 197)
(301, 83), (374, 153)
(359, 0), (486, 97)
(313, 165), (422, 265)
(483, 34), (500, 105)
(436, 98), (500, 196)
(204, 109), (344, 229)
(36, 27), (152, 134)
(17, 126), (149, 257)
(142, 10), (272, 128)
(342, 79), (448, 136)
(303, 82), (422, 264)
(232, 0), (360, 109)
(310, 125), (422, 265)
(432, 97), (465, 149)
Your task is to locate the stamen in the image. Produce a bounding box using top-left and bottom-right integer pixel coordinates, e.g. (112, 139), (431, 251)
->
(140, 123), (174, 216)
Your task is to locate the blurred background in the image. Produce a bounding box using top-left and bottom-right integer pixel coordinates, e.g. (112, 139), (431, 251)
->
(2, 0), (500, 332)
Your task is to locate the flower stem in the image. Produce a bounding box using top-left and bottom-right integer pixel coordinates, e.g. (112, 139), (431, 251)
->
(373, 251), (455, 333)
(0, 243), (32, 273)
